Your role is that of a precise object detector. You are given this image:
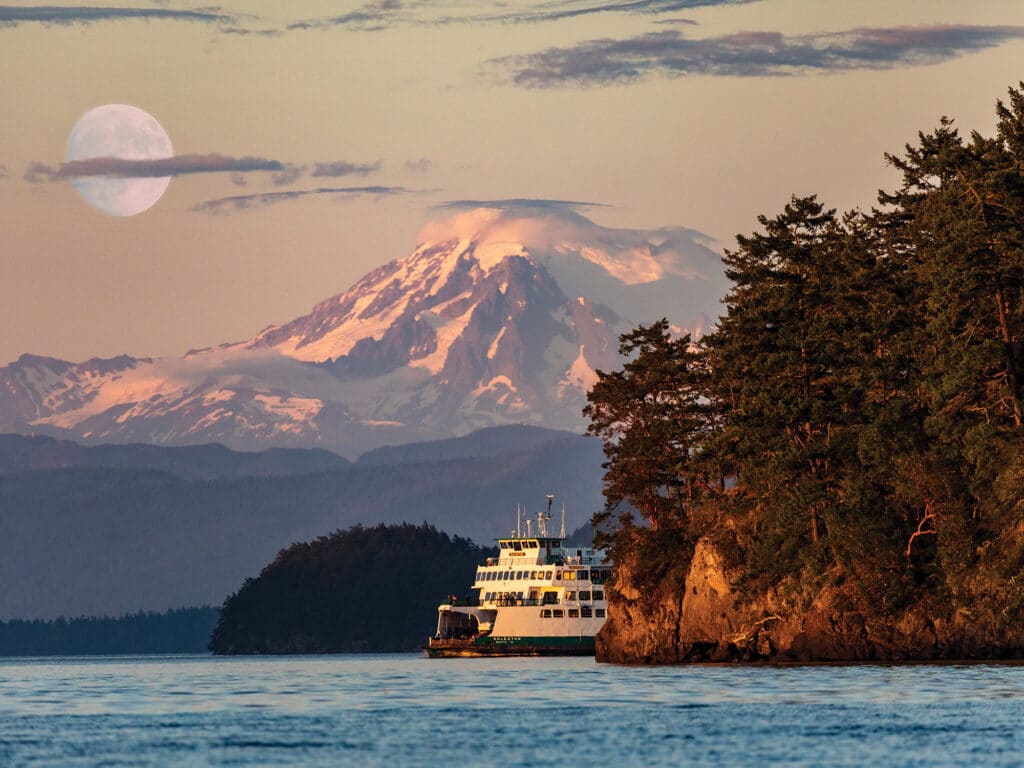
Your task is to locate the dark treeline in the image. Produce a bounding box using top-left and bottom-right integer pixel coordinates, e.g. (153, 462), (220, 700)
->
(0, 607), (220, 656)
(209, 523), (493, 654)
(588, 84), (1024, 628)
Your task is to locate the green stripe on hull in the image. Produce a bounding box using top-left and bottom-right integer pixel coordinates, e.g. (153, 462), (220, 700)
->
(424, 636), (595, 657)
(474, 636), (594, 648)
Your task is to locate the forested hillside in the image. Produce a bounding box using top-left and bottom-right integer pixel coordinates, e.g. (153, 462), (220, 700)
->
(0, 607), (219, 656)
(590, 84), (1024, 662)
(209, 524), (491, 653)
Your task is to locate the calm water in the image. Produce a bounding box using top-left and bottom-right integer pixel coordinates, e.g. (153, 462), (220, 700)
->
(1, 654), (1023, 766)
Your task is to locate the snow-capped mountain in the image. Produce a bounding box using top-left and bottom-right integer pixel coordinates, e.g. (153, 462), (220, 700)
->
(0, 205), (726, 455)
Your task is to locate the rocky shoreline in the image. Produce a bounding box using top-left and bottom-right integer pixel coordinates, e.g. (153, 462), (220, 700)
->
(597, 538), (1024, 664)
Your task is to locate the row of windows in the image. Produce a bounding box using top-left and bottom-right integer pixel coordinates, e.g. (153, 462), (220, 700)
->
(499, 540), (546, 550)
(482, 590), (604, 603)
(540, 608), (605, 619)
(476, 568), (611, 583)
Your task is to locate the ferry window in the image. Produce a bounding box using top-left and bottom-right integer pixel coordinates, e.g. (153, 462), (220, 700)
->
(513, 541), (522, 551)
(563, 571), (575, 581)
(545, 570), (553, 579)
(577, 570), (589, 581)
(596, 608), (606, 618)
(556, 571), (562, 580)
(500, 542), (508, 549)
(542, 591), (558, 605)
(593, 590), (604, 600)
(565, 591), (575, 601)
(505, 572), (513, 581)
(476, 568), (482, 581)
(568, 609), (579, 618)
(590, 570), (601, 582)
(581, 606), (592, 618)
(489, 572), (496, 581)
(541, 609), (552, 618)
(553, 609), (564, 618)
(579, 591), (591, 601)
(530, 570), (538, 579)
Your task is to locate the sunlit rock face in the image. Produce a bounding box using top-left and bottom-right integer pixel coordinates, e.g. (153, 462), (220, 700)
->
(0, 206), (727, 455)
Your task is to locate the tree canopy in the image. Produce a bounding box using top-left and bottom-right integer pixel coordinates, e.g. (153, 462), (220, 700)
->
(587, 83), (1024, 622)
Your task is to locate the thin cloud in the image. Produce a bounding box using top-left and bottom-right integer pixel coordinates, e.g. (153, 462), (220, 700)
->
(461, 0), (756, 25)
(0, 5), (233, 27)
(653, 17), (698, 25)
(492, 24), (1024, 87)
(288, 0), (402, 32)
(311, 160), (382, 177)
(404, 158), (433, 173)
(23, 154), (287, 183)
(437, 198), (607, 212)
(193, 185), (410, 213)
(271, 165), (304, 186)
(290, 0), (755, 32)
(0, 164), (8, 180)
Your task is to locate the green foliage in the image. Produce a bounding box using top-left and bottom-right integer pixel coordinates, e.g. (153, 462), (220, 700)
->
(209, 523), (493, 654)
(586, 83), (1024, 620)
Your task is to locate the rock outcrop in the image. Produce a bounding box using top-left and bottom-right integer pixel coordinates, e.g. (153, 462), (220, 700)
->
(597, 537), (1024, 663)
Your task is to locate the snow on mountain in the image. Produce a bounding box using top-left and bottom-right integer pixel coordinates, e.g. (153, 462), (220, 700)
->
(0, 205), (727, 455)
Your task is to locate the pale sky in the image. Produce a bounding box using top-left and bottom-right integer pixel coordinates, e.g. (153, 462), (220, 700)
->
(3, 0), (1024, 364)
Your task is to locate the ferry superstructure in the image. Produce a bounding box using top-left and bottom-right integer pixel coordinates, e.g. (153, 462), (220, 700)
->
(426, 501), (610, 657)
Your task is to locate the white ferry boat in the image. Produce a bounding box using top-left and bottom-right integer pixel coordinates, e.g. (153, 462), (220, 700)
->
(425, 499), (610, 657)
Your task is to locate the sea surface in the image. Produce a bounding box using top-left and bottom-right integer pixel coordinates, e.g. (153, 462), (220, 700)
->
(1, 654), (1023, 766)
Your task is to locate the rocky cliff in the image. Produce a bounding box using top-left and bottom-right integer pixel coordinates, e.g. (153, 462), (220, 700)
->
(598, 537), (1024, 664)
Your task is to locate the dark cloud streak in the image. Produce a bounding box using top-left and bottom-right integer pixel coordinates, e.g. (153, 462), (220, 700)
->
(311, 160), (382, 177)
(193, 185), (411, 213)
(24, 154), (286, 183)
(0, 5), (232, 27)
(493, 24), (1024, 87)
(290, 0), (755, 32)
(437, 198), (607, 212)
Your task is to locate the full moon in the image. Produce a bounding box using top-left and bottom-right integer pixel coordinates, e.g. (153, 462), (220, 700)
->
(67, 104), (173, 217)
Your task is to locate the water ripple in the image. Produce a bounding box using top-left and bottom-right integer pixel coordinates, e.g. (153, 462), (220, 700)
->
(1, 655), (1024, 765)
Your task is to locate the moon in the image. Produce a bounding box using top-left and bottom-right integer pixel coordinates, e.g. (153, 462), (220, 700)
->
(67, 104), (173, 217)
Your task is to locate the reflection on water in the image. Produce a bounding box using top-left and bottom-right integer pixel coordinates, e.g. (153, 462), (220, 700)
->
(1, 654), (1022, 766)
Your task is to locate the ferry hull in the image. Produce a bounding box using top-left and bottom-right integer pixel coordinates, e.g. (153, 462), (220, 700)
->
(424, 636), (595, 658)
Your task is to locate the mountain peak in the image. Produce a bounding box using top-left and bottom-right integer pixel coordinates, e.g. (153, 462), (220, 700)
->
(0, 208), (727, 454)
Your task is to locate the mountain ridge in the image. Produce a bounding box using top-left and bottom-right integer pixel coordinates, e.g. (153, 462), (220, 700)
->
(0, 206), (726, 455)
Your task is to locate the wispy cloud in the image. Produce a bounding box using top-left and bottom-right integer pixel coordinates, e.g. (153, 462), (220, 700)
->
(23, 154), (385, 187)
(404, 158), (433, 173)
(290, 0), (755, 32)
(288, 0), (403, 32)
(492, 24), (1024, 87)
(437, 198), (607, 212)
(193, 185), (411, 213)
(23, 154), (286, 183)
(311, 160), (382, 177)
(462, 0), (755, 25)
(0, 5), (233, 27)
